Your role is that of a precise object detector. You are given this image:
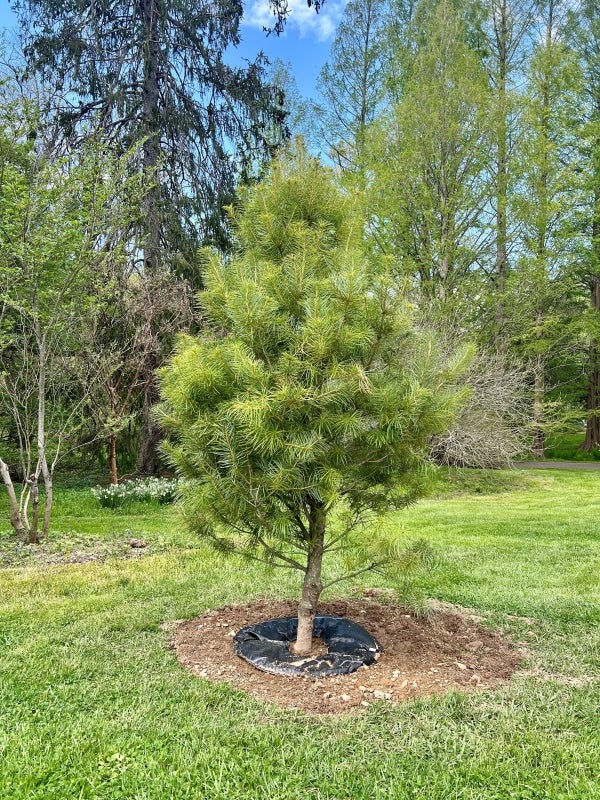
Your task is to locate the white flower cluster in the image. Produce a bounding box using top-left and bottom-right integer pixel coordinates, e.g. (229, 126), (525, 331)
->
(91, 477), (183, 508)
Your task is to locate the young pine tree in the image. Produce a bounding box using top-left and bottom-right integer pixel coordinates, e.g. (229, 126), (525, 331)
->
(157, 147), (468, 656)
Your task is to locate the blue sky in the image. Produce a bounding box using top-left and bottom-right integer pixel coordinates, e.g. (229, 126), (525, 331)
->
(0, 0), (344, 99)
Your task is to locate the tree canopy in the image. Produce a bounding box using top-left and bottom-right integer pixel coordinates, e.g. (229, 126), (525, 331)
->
(13, 0), (289, 262)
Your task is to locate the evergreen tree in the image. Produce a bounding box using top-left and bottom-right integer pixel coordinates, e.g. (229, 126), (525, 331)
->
(157, 146), (467, 655)
(12, 0), (288, 265)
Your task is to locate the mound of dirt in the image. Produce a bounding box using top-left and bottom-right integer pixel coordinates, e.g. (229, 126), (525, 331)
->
(169, 598), (524, 715)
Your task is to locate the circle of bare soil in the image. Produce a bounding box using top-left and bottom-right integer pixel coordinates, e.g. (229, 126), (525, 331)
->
(169, 597), (524, 715)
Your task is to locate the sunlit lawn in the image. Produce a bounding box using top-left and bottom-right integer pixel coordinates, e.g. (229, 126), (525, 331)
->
(0, 470), (598, 799)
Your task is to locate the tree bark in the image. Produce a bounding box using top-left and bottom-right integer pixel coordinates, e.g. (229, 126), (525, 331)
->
(29, 473), (40, 544)
(584, 103), (600, 451)
(531, 26), (551, 461)
(290, 504), (326, 656)
(584, 275), (600, 450)
(137, 376), (161, 475)
(494, 0), (509, 350)
(532, 354), (545, 459)
(35, 325), (53, 538)
(0, 458), (26, 540)
(108, 433), (118, 485)
(106, 382), (119, 484)
(40, 460), (53, 539)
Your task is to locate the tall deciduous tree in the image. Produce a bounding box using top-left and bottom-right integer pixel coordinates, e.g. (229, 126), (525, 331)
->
(509, 0), (585, 457)
(476, 0), (535, 347)
(567, 1), (600, 450)
(366, 0), (493, 318)
(310, 0), (394, 170)
(158, 146), (467, 655)
(0, 104), (138, 540)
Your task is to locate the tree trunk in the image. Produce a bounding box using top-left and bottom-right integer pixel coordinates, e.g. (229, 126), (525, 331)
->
(29, 473), (40, 544)
(290, 504), (326, 656)
(141, 0), (162, 275)
(107, 382), (119, 484)
(494, 1), (509, 350)
(532, 35), (550, 462)
(40, 461), (53, 539)
(108, 432), (118, 485)
(584, 114), (600, 451)
(0, 458), (26, 540)
(137, 378), (161, 475)
(532, 355), (545, 459)
(584, 277), (600, 450)
(137, 0), (163, 472)
(35, 325), (53, 538)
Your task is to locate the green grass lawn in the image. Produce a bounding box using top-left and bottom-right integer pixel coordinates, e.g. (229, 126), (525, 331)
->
(0, 471), (599, 799)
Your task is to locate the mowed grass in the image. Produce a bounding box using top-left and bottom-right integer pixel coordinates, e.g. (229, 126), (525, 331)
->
(0, 470), (598, 799)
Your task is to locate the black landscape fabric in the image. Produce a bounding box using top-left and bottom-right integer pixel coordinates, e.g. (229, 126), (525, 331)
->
(233, 615), (381, 677)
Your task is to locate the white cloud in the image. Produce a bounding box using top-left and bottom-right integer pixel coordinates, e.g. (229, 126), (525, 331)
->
(243, 0), (345, 42)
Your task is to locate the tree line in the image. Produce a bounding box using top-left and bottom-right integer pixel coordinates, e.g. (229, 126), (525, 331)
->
(293, 0), (600, 457)
(1, 0), (599, 542)
(0, 0), (295, 541)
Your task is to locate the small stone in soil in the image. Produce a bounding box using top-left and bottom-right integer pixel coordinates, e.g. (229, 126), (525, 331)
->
(373, 690), (393, 700)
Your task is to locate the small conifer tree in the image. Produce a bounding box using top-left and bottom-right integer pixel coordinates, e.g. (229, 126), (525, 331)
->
(157, 146), (467, 655)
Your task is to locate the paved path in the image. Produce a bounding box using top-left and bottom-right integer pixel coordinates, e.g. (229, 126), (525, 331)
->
(514, 460), (600, 471)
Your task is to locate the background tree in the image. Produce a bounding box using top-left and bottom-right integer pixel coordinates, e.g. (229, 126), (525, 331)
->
(0, 97), (139, 541)
(11, 0), (291, 472)
(158, 147), (468, 656)
(309, 0), (394, 170)
(12, 0), (289, 262)
(430, 349), (531, 468)
(83, 268), (193, 485)
(508, 0), (586, 457)
(567, 2), (600, 450)
(365, 0), (494, 321)
(475, 0), (535, 347)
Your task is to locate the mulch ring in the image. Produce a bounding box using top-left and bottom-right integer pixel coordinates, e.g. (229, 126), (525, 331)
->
(168, 597), (526, 715)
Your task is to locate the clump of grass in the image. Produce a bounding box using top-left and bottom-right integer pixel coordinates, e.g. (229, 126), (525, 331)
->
(433, 467), (537, 496)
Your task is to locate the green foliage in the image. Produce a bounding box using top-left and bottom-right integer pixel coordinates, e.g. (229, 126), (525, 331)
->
(0, 83), (147, 538)
(15, 0), (288, 255)
(544, 432), (600, 461)
(308, 0), (395, 170)
(158, 145), (468, 591)
(364, 0), (493, 317)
